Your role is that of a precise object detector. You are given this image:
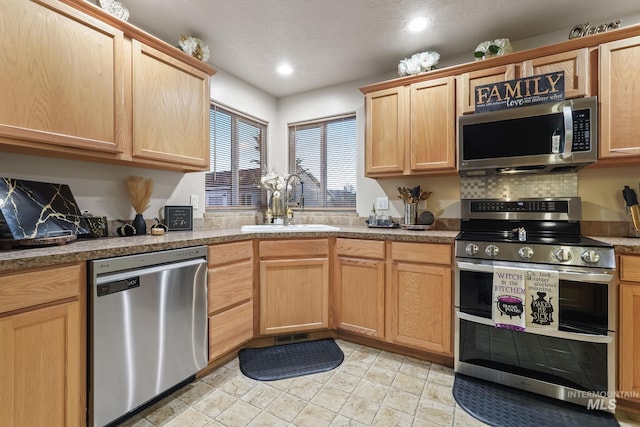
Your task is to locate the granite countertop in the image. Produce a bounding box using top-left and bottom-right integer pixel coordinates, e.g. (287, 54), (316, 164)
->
(0, 226), (459, 273)
(2, 226), (639, 273)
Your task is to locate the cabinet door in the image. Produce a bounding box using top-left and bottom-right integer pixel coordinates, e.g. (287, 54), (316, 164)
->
(365, 86), (407, 176)
(458, 64), (517, 114)
(619, 284), (640, 395)
(0, 0), (124, 153)
(599, 36), (640, 159)
(334, 256), (385, 337)
(209, 300), (253, 362)
(132, 40), (210, 169)
(260, 258), (329, 335)
(0, 302), (84, 427)
(387, 262), (452, 355)
(409, 77), (456, 173)
(522, 49), (590, 99)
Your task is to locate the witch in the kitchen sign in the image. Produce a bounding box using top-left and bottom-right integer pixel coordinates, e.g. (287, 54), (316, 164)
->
(474, 71), (565, 113)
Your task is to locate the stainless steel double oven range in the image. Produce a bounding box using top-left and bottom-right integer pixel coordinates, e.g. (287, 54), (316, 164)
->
(454, 197), (616, 411)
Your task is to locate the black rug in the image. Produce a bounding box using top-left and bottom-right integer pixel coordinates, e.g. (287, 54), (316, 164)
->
(453, 374), (619, 427)
(238, 339), (344, 381)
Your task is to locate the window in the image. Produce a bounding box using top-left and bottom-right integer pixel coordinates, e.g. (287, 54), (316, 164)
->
(288, 113), (357, 210)
(206, 103), (267, 208)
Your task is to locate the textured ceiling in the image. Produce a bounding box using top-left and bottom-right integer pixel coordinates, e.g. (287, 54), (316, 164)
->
(122, 0), (639, 97)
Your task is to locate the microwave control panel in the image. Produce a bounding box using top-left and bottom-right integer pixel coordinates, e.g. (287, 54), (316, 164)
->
(572, 109), (591, 152)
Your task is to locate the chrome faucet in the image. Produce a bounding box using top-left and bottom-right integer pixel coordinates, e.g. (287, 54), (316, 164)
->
(284, 174), (304, 224)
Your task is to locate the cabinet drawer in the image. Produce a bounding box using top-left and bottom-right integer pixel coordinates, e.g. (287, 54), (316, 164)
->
(259, 239), (328, 258)
(336, 238), (385, 259)
(391, 242), (451, 265)
(208, 260), (253, 314)
(0, 263), (83, 314)
(208, 240), (253, 267)
(620, 255), (640, 283)
(209, 300), (253, 361)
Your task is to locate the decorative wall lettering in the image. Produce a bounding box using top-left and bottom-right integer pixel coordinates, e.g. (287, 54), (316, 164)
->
(474, 71), (565, 113)
(569, 20), (621, 39)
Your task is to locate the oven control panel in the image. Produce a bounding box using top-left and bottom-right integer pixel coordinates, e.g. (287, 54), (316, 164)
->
(461, 197), (582, 221)
(456, 240), (615, 269)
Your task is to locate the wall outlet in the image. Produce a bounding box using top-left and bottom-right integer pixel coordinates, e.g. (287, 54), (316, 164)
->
(376, 197), (389, 210)
(190, 194), (199, 210)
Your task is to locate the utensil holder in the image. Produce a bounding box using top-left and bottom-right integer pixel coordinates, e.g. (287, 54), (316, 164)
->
(404, 203), (417, 225)
(628, 204), (640, 234)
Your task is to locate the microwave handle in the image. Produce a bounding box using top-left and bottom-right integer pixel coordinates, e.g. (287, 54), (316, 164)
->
(562, 103), (573, 158)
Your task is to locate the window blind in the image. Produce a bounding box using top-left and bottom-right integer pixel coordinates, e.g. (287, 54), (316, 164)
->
(288, 113), (356, 210)
(206, 103), (267, 208)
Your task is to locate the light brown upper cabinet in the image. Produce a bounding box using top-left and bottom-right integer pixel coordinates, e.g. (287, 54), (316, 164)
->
(457, 64), (518, 115)
(0, 0), (215, 172)
(599, 35), (640, 160)
(0, 0), (125, 154)
(131, 41), (210, 169)
(409, 77), (456, 173)
(364, 77), (456, 177)
(521, 49), (590, 99)
(364, 86), (407, 176)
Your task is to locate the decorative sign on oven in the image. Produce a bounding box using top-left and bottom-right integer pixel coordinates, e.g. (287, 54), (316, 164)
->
(526, 270), (559, 330)
(474, 71), (565, 113)
(492, 266), (526, 331)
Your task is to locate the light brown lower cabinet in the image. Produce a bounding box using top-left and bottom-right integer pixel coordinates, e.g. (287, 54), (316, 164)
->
(387, 242), (452, 355)
(618, 254), (640, 403)
(334, 239), (453, 356)
(0, 263), (85, 427)
(619, 284), (640, 397)
(259, 239), (329, 335)
(334, 238), (386, 337)
(207, 241), (254, 361)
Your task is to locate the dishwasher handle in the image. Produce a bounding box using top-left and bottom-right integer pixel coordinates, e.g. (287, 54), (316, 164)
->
(94, 257), (207, 294)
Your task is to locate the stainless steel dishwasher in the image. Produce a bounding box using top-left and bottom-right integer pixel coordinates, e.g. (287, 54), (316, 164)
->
(88, 246), (208, 427)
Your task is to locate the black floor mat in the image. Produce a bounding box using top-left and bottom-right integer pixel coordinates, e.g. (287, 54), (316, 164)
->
(453, 374), (619, 427)
(238, 339), (344, 381)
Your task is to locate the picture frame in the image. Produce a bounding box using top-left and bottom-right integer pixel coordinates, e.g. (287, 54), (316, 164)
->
(163, 205), (193, 231)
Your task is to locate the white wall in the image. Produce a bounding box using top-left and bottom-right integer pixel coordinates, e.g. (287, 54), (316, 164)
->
(275, 76), (462, 220)
(0, 153), (186, 222)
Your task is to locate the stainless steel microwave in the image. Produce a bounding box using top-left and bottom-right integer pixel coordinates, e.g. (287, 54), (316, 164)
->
(458, 97), (598, 176)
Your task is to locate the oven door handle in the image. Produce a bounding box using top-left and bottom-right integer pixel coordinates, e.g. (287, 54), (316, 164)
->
(455, 260), (613, 283)
(456, 311), (613, 344)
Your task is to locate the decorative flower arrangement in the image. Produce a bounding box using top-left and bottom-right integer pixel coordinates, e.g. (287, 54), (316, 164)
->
(474, 38), (512, 60)
(98, 0), (129, 21)
(398, 50), (440, 77)
(178, 35), (210, 62)
(260, 170), (288, 198)
(261, 170), (290, 220)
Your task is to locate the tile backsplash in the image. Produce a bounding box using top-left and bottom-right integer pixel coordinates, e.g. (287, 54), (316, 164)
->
(460, 173), (578, 199)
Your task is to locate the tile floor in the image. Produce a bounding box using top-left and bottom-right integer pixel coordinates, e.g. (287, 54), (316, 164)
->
(121, 340), (640, 427)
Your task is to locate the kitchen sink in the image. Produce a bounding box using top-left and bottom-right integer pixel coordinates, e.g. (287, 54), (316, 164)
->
(240, 224), (340, 233)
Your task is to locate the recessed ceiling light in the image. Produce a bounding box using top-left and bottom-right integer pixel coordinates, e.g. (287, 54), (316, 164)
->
(277, 63), (294, 76)
(407, 16), (429, 33)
